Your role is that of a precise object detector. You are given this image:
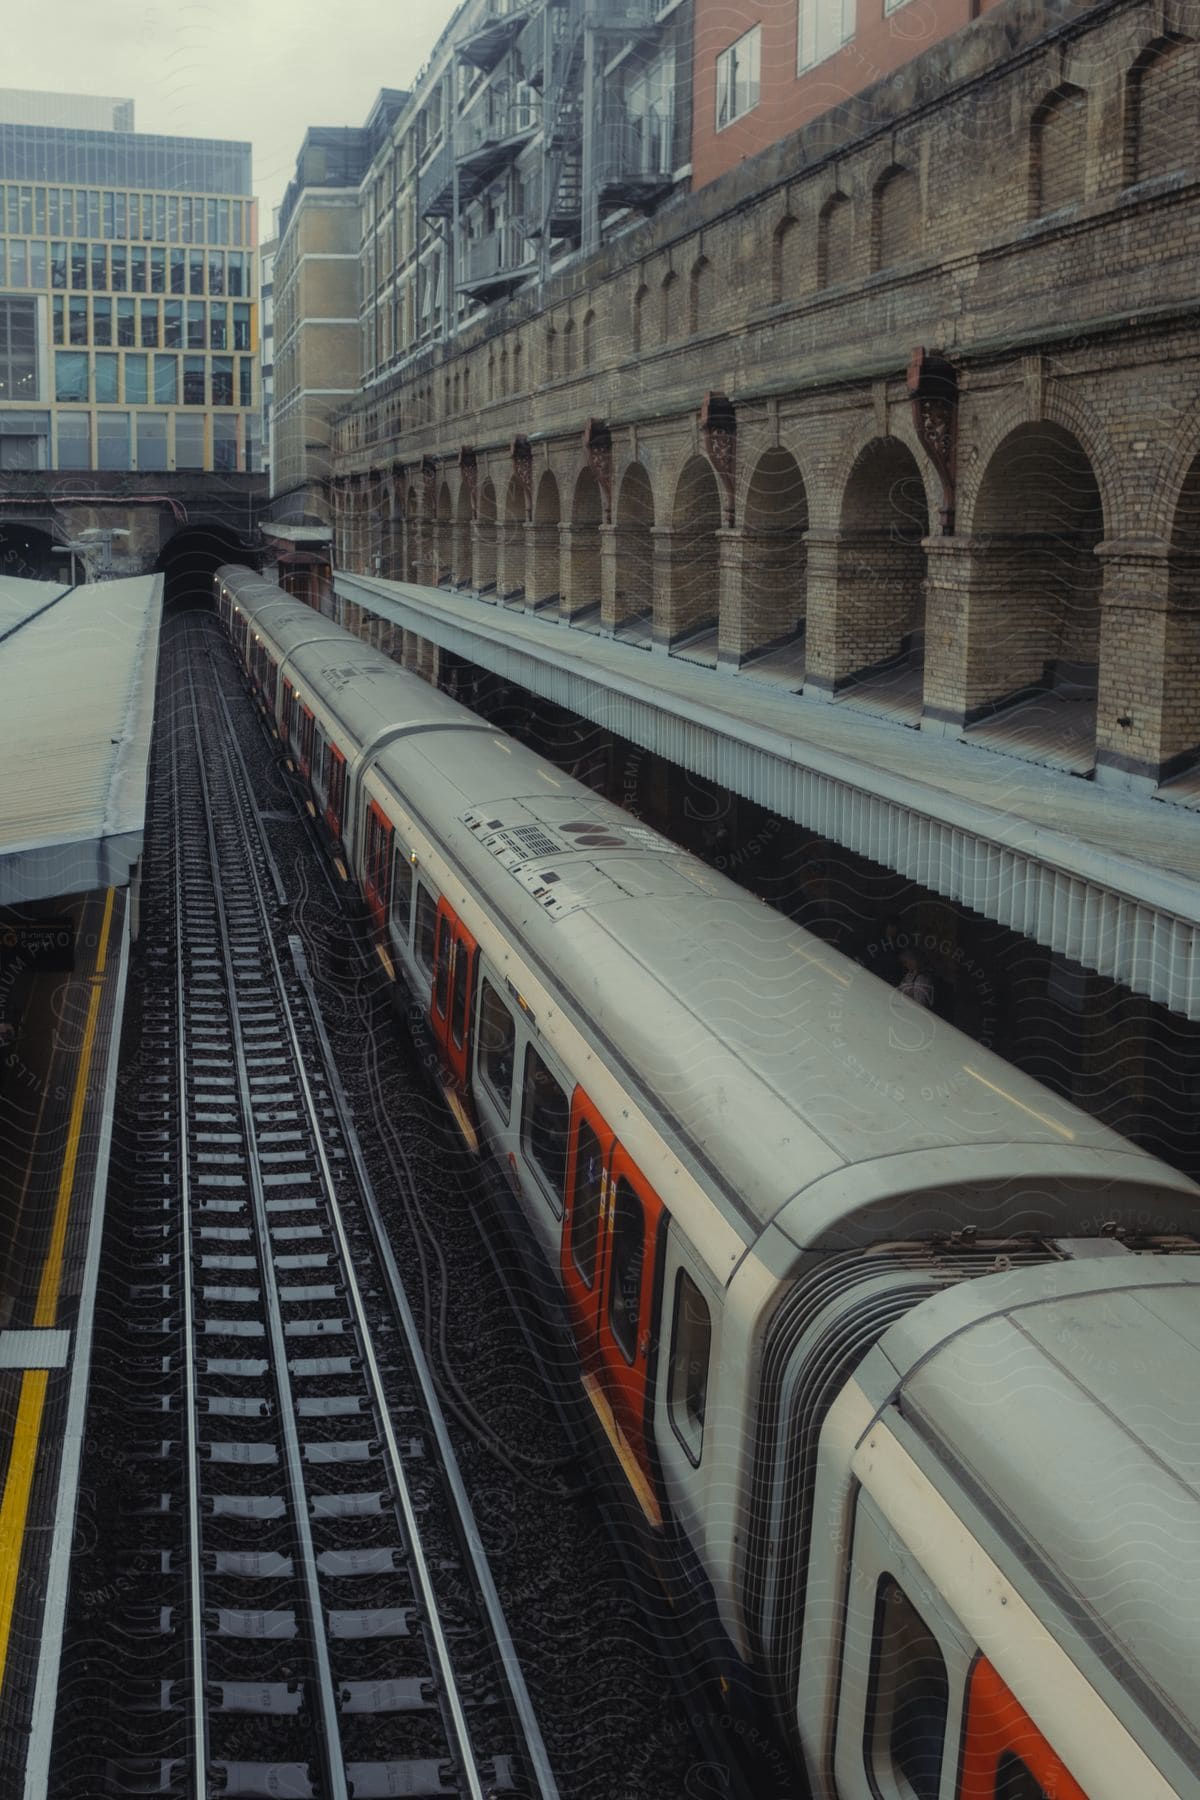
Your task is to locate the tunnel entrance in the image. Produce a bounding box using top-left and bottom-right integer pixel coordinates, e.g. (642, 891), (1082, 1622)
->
(156, 523), (255, 610)
(0, 523), (60, 582)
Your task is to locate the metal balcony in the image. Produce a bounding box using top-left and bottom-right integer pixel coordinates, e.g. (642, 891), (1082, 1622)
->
(456, 3), (535, 73)
(457, 226), (537, 298)
(420, 136), (457, 218)
(515, 13), (546, 88)
(456, 107), (538, 195)
(585, 0), (663, 34)
(595, 107), (675, 211)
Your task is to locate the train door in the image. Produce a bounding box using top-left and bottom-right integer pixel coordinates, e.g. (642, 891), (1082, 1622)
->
(298, 705), (315, 778)
(563, 1090), (665, 1517)
(281, 678), (295, 751)
(958, 1660), (1084, 1800)
(362, 801), (393, 934)
(429, 898), (478, 1088)
(325, 746), (347, 839)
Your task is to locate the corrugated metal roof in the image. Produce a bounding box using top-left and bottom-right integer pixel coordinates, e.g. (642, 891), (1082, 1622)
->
(335, 571), (1200, 1020)
(0, 575), (162, 904)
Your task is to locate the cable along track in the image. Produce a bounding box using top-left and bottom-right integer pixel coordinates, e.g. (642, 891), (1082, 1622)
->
(117, 614), (557, 1800)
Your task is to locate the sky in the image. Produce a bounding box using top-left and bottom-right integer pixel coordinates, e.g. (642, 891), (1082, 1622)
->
(3, 0), (462, 227)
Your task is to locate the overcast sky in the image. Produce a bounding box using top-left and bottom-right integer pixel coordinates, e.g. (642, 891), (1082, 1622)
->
(4, 0), (461, 226)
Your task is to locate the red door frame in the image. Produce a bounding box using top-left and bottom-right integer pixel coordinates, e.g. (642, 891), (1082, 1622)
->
(561, 1089), (617, 1362)
(325, 745), (347, 840)
(597, 1145), (664, 1472)
(958, 1658), (1086, 1800)
(429, 897), (478, 1088)
(298, 705), (315, 779)
(362, 800), (393, 934)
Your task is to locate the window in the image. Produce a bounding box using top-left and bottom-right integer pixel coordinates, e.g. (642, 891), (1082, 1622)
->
(450, 936), (471, 1049)
(55, 351), (88, 403)
(390, 843), (412, 936)
(131, 245), (147, 292)
(797, 0), (855, 74)
(56, 411), (90, 469)
(97, 411), (130, 471)
(174, 411), (204, 470)
(187, 301), (205, 349)
(94, 354), (119, 403)
(189, 248), (205, 294)
(995, 1756), (1050, 1800)
(669, 1270), (711, 1462)
(239, 358), (252, 408)
(117, 298), (136, 347)
(8, 240), (26, 288)
(52, 296), (63, 345)
(140, 300), (160, 348)
(170, 247), (186, 294)
(111, 246), (127, 293)
(209, 250), (225, 294)
(92, 297), (112, 346)
(608, 1179), (644, 1362)
(433, 913), (453, 1019)
(124, 353), (147, 404)
(213, 415), (238, 473)
(151, 247), (166, 293)
(0, 409), (49, 470)
(71, 242), (87, 289)
(137, 411), (168, 471)
(91, 244), (107, 290)
(211, 356), (233, 406)
(716, 25), (761, 130)
(477, 982), (515, 1118)
(521, 1048), (570, 1210)
(209, 303), (227, 350)
(68, 297), (88, 346)
(233, 304), (251, 350)
(50, 242), (67, 289)
(0, 300), (38, 402)
(154, 354), (177, 404)
(29, 242), (46, 288)
(570, 1119), (605, 1287)
(867, 1581), (949, 1800)
(164, 301), (182, 348)
(414, 884), (438, 972)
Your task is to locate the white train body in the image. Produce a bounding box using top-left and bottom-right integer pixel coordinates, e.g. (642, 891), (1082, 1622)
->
(217, 569), (1200, 1800)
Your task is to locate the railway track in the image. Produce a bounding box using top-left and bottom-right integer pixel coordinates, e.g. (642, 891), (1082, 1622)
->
(78, 614), (558, 1800)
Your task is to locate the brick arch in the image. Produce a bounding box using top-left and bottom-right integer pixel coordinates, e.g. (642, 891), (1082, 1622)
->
(567, 465), (603, 621)
(957, 388), (1123, 538)
(822, 415), (939, 533)
(667, 454), (722, 650)
(500, 473), (526, 599)
(435, 479), (454, 586)
(1153, 409), (1200, 543)
(732, 444), (810, 664)
(476, 477), (498, 593)
(453, 480), (473, 587)
(528, 470), (561, 608)
(404, 483), (420, 582)
(871, 164), (920, 271)
(688, 257), (711, 335)
(611, 460), (655, 634)
(1124, 33), (1200, 185)
(631, 282), (649, 354)
(817, 191), (852, 290)
(1029, 83), (1088, 217)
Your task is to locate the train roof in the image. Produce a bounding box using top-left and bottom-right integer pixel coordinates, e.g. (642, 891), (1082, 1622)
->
(366, 721), (1197, 1247)
(219, 571), (1199, 1251)
(872, 1254), (1200, 1789)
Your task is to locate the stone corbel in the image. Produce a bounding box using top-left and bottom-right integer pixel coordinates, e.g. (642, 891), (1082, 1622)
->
(907, 347), (959, 535)
(700, 391), (737, 527)
(583, 419), (614, 522)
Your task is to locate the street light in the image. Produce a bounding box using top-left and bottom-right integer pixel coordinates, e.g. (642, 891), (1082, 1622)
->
(74, 527), (132, 580)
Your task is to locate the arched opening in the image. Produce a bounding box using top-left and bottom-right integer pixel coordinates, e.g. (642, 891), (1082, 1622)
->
(454, 481), (474, 588)
(567, 467), (603, 623)
(661, 272), (680, 342)
(562, 319), (576, 375)
(436, 480), (453, 585)
(581, 311), (595, 368)
(501, 473), (526, 602)
(476, 479), (498, 595)
(612, 463), (655, 644)
(632, 284), (648, 354)
(963, 421), (1104, 771)
(668, 456), (721, 656)
(404, 484), (420, 582)
(0, 523), (60, 583)
(772, 216), (802, 302)
(530, 471), (561, 610)
(1125, 36), (1200, 184)
(1161, 452), (1200, 781)
(157, 522), (252, 609)
(835, 437), (929, 720)
(734, 448), (808, 677)
(1030, 86), (1087, 216)
(387, 478), (404, 578)
(688, 258), (710, 335)
(817, 193), (851, 289)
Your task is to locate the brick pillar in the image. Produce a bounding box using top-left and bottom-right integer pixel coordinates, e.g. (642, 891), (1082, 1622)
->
(471, 519), (495, 596)
(653, 522), (717, 649)
(599, 523), (619, 630)
(716, 528), (750, 667)
(563, 519), (602, 622)
(525, 521), (561, 610)
(1096, 535), (1198, 785)
(498, 519), (525, 601)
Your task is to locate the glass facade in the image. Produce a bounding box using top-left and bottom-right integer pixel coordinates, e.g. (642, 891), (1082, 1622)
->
(0, 132), (257, 470)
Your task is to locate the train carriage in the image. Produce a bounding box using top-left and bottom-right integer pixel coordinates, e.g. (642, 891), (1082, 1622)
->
(216, 567), (1200, 1800)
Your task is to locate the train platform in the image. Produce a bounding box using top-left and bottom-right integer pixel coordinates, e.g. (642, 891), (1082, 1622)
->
(0, 572), (159, 1793)
(335, 568), (1200, 1021)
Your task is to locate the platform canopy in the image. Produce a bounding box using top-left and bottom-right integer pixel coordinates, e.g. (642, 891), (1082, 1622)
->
(0, 574), (161, 905)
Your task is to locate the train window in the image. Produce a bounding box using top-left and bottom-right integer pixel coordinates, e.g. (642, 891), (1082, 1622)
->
(608, 1179), (644, 1362)
(521, 1048), (570, 1213)
(570, 1119), (605, 1288)
(477, 982), (515, 1118)
(391, 845), (412, 936)
(414, 884), (438, 973)
(995, 1755), (1050, 1800)
(668, 1270), (711, 1464)
(866, 1580), (948, 1800)
(450, 936), (471, 1048)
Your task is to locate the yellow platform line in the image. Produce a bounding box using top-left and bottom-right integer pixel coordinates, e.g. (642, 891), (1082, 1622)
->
(33, 891), (114, 1329)
(0, 1370), (48, 1694)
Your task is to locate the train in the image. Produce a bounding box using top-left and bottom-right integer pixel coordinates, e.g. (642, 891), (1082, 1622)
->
(215, 564), (1200, 1800)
